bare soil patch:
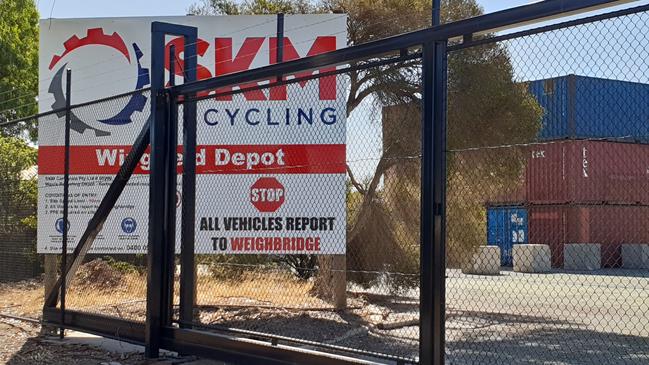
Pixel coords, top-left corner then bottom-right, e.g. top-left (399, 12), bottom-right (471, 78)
top-left (0, 319), bottom-right (146, 365)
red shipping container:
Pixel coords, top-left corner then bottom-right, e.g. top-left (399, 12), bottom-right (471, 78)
top-left (526, 140), bottom-right (649, 204)
top-left (528, 204), bottom-right (649, 268)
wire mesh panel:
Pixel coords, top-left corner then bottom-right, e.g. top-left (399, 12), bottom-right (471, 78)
top-left (37, 90), bottom-right (151, 322)
top-left (0, 116), bottom-right (41, 320)
top-left (446, 8), bottom-right (649, 365)
top-left (179, 59), bottom-right (422, 361)
top-left (8, 3), bottom-right (649, 364)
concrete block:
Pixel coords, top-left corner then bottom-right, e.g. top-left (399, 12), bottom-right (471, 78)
top-left (564, 243), bottom-right (601, 270)
top-left (513, 244), bottom-right (551, 273)
top-left (175, 264), bottom-right (211, 277)
top-left (462, 246), bottom-right (501, 275)
top-left (621, 244), bottom-right (649, 269)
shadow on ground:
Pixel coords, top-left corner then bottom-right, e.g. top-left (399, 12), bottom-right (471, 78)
top-left (3, 308), bottom-right (648, 364)
top-left (205, 307), bottom-right (649, 364)
top-left (211, 309), bottom-right (419, 362)
top-left (447, 310), bottom-right (649, 365)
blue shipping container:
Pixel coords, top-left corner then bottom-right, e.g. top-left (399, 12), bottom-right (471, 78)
top-left (528, 75), bottom-right (649, 142)
top-left (487, 207), bottom-right (528, 266)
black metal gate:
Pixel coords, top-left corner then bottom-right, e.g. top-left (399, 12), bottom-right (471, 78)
top-left (37, 1), bottom-right (649, 364)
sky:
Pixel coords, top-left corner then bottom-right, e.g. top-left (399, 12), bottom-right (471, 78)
top-left (36, 0), bottom-right (524, 18)
top-left (37, 1), bottom-right (646, 19)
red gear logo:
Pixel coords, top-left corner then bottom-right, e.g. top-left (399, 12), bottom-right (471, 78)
top-left (49, 28), bottom-right (130, 70)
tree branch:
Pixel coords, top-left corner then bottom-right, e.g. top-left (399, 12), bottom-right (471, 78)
top-left (347, 83), bottom-right (387, 115)
top-left (346, 163), bottom-right (366, 195)
top-left (346, 67), bottom-right (360, 117)
top-left (347, 155), bottom-right (397, 244)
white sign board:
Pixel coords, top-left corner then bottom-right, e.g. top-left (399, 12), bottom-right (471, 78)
top-left (38, 15), bottom-right (347, 254)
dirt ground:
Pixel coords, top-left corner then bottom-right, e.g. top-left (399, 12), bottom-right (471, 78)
top-left (0, 319), bottom-right (146, 365)
top-left (0, 317), bottom-right (227, 365)
top-left (2, 265), bottom-right (649, 364)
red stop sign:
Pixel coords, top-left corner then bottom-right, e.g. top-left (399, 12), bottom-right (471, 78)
top-left (250, 177), bottom-right (285, 212)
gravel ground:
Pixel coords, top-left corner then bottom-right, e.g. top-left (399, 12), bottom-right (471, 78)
top-left (0, 319), bottom-right (146, 365)
top-left (2, 268), bottom-right (649, 364)
top-left (0, 318), bottom-right (224, 365)
top-left (195, 268), bottom-right (649, 364)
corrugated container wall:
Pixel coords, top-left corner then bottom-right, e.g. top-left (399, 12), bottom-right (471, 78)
top-left (526, 140), bottom-right (649, 204)
top-left (487, 206), bottom-right (528, 266)
top-left (529, 75), bottom-right (649, 142)
top-left (528, 204), bottom-right (649, 268)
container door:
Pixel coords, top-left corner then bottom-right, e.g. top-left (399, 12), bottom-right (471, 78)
top-left (487, 208), bottom-right (507, 264)
top-left (505, 208), bottom-right (529, 266)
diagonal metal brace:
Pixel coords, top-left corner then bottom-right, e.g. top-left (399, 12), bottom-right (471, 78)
top-left (44, 118), bottom-right (151, 309)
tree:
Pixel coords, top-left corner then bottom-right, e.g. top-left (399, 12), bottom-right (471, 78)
top-left (188, 0), bottom-right (542, 290)
top-left (0, 0), bottom-right (39, 126)
top-left (0, 0), bottom-right (39, 279)
top-left (188, 0), bottom-right (319, 15)
top-left (0, 134), bottom-right (38, 278)
top-left (0, 135), bottom-right (37, 228)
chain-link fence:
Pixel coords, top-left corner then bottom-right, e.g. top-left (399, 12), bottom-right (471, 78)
top-left (175, 62), bottom-right (423, 362)
top-left (0, 117), bottom-right (43, 321)
top-left (58, 90), bottom-right (151, 322)
top-left (0, 91), bottom-right (151, 323)
top-left (0, 117), bottom-right (39, 287)
top-left (446, 7), bottom-right (649, 365)
top-left (2, 3), bottom-right (649, 365)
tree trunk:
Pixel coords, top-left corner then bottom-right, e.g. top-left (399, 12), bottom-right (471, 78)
top-left (312, 255), bottom-right (346, 310)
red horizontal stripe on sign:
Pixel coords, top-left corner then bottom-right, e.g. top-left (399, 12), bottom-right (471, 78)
top-left (38, 144), bottom-right (346, 175)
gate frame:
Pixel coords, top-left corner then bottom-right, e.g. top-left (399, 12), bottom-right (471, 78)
top-left (41, 1), bottom-right (636, 364)
top-left (147, 21), bottom-right (198, 357)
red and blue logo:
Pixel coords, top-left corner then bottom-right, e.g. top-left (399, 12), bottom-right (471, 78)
top-left (48, 28), bottom-right (150, 136)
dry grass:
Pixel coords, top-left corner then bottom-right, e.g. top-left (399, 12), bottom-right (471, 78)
top-left (0, 280), bottom-right (43, 317)
top-left (195, 271), bottom-right (329, 309)
top-left (0, 268), bottom-right (325, 320)
top-left (66, 273), bottom-right (148, 320)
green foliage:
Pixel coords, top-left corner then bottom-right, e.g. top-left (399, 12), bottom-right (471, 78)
top-left (0, 134), bottom-right (37, 270)
top-left (0, 0), bottom-right (39, 132)
top-left (188, 0), bottom-right (322, 15)
top-left (445, 42), bottom-right (542, 267)
top-left (323, 0), bottom-right (432, 44)
top-left (197, 254), bottom-right (275, 280)
top-left (0, 135), bottom-right (37, 233)
top-left (102, 256), bottom-right (144, 274)
top-left (277, 254), bottom-right (317, 279)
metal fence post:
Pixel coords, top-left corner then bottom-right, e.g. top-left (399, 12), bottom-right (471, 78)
top-left (275, 12), bottom-right (285, 87)
top-left (60, 68), bottom-right (72, 339)
top-left (163, 45), bottom-right (178, 328)
top-left (180, 29), bottom-right (198, 329)
top-left (147, 26), bottom-right (168, 358)
top-left (420, 39), bottom-right (447, 365)
top-left (277, 13), bottom-right (284, 64)
top-left (432, 0), bottom-right (441, 26)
